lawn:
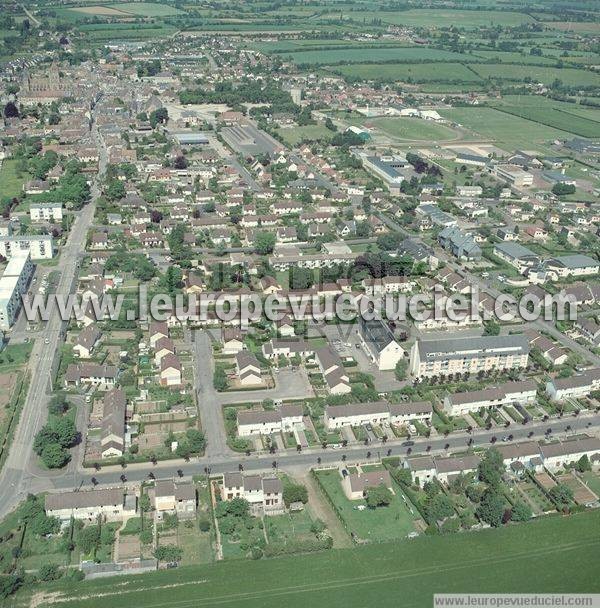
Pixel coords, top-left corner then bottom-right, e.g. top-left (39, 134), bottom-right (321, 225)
top-left (0, 158), bottom-right (28, 199)
top-left (264, 509), bottom-right (317, 544)
top-left (581, 472), bottom-right (600, 498)
top-left (314, 469), bottom-right (417, 542)
top-left (274, 125), bottom-right (333, 146)
top-left (330, 62), bottom-right (482, 83)
top-left (0, 342), bottom-right (33, 373)
top-left (440, 107), bottom-right (573, 152)
top-left (23, 509), bottom-right (600, 608)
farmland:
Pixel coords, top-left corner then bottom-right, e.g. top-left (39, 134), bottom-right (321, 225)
top-left (329, 62), bottom-right (482, 83)
top-left (23, 510), bottom-right (600, 608)
top-left (440, 107), bottom-right (576, 152)
top-left (490, 103), bottom-right (600, 139)
top-left (283, 47), bottom-right (474, 65)
top-left (470, 64), bottom-right (600, 87)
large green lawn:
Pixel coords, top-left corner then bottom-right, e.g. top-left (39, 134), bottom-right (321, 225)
top-left (23, 510), bottom-right (600, 608)
top-left (365, 117), bottom-right (460, 142)
top-left (0, 158), bottom-right (28, 199)
top-left (314, 468), bottom-right (417, 542)
top-left (274, 125), bottom-right (333, 146)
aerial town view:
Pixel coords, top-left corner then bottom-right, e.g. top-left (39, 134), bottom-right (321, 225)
top-left (0, 0), bottom-right (599, 606)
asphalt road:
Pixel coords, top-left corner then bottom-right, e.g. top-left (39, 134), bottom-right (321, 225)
top-left (0, 123), bottom-right (106, 519)
top-left (50, 411), bottom-right (600, 492)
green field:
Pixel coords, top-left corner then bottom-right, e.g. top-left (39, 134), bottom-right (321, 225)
top-left (364, 117), bottom-right (460, 142)
top-left (0, 158), bottom-right (27, 199)
top-left (108, 2), bottom-right (185, 16)
top-left (490, 104), bottom-right (600, 138)
top-left (23, 509), bottom-right (600, 608)
top-left (312, 8), bottom-right (535, 28)
top-left (314, 469), bottom-right (417, 542)
top-left (330, 62), bottom-right (482, 83)
top-left (285, 47), bottom-right (473, 65)
top-left (471, 63), bottom-right (600, 87)
top-left (440, 107), bottom-right (575, 151)
top-left (274, 125), bottom-right (333, 146)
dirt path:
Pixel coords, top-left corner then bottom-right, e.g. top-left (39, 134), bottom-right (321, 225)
top-left (299, 472), bottom-right (352, 548)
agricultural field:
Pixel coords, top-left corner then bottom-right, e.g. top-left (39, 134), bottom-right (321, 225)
top-left (284, 46), bottom-right (474, 65)
top-left (109, 2), bottom-right (186, 16)
top-left (22, 509), bottom-right (600, 608)
top-left (440, 107), bottom-right (575, 152)
top-left (489, 103), bottom-right (600, 139)
top-left (329, 62), bottom-right (482, 83)
top-left (470, 63), bottom-right (600, 87)
top-left (311, 9), bottom-right (535, 28)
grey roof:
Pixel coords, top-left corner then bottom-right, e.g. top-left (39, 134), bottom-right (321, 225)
top-left (548, 255), bottom-right (599, 269)
top-left (417, 335), bottom-right (529, 360)
top-left (359, 317), bottom-right (396, 354)
top-left (262, 477), bottom-right (282, 494)
top-left (539, 436), bottom-right (600, 459)
top-left (46, 488), bottom-right (124, 511)
top-left (348, 470), bottom-right (392, 493)
top-left (494, 242), bottom-right (538, 261)
top-left (435, 454), bottom-right (481, 474)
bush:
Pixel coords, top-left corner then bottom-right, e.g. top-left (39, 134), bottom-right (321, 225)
top-left (282, 483), bottom-right (308, 507)
top-left (154, 545), bottom-right (183, 562)
top-left (198, 518), bottom-right (211, 532)
top-left (38, 564), bottom-right (61, 582)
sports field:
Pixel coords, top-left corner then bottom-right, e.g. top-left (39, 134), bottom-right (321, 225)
top-left (25, 509), bottom-right (600, 608)
top-left (367, 117), bottom-right (460, 142)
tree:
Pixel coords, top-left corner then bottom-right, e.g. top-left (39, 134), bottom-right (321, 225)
top-left (549, 483), bottom-right (574, 508)
top-left (139, 494), bottom-right (151, 513)
top-left (282, 483), bottom-right (308, 506)
top-left (576, 454), bottom-right (591, 473)
top-left (477, 448), bottom-right (504, 489)
top-left (150, 107), bottom-right (168, 128)
top-left (394, 358), bottom-right (408, 381)
top-left (213, 366), bottom-right (228, 391)
top-left (48, 393), bottom-right (69, 416)
top-left (3, 101), bottom-right (19, 118)
top-left (41, 443), bottom-right (70, 469)
top-left (289, 266), bottom-right (313, 290)
top-left (254, 231), bottom-right (276, 255)
top-left (105, 179), bottom-right (125, 202)
top-left (424, 493), bottom-right (454, 524)
top-left (476, 489), bottom-right (505, 527)
top-left (29, 512), bottom-right (60, 536)
top-left (483, 319), bottom-right (500, 336)
top-left (552, 183), bottom-right (576, 196)
top-left (38, 564), bottom-right (61, 581)
top-left (76, 525), bottom-right (101, 554)
top-left (0, 573), bottom-right (23, 599)
top-left (366, 484), bottom-right (393, 508)
top-left (510, 502), bottom-right (532, 522)
top-left (154, 545), bottom-right (183, 562)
